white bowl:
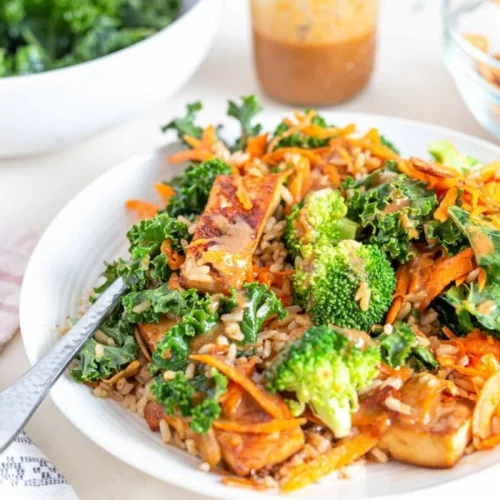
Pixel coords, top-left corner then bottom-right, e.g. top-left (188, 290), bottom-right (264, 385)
top-left (20, 112), bottom-right (500, 499)
top-left (0, 0), bottom-right (221, 158)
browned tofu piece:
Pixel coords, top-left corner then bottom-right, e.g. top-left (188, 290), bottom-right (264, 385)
top-left (215, 426), bottom-right (304, 476)
top-left (137, 317), bottom-right (177, 351)
top-left (180, 174), bottom-right (284, 294)
top-left (379, 374), bottom-right (472, 468)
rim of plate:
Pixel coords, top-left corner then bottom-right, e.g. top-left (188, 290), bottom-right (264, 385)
top-left (19, 111), bottom-right (500, 500)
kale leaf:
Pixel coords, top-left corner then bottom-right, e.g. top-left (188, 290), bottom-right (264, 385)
top-left (151, 368), bottom-right (227, 434)
top-left (227, 95), bottom-right (263, 150)
top-left (94, 213), bottom-right (189, 295)
top-left (344, 168), bottom-right (438, 263)
top-left (70, 311), bottom-right (138, 382)
top-left (424, 218), bottom-right (469, 256)
top-left (438, 283), bottom-right (500, 337)
top-left (380, 135), bottom-right (400, 155)
top-left (0, 0), bottom-right (181, 77)
top-left (238, 283), bottom-right (287, 345)
top-left (161, 101), bottom-right (204, 142)
top-left (448, 206), bottom-right (500, 284)
top-left (376, 323), bottom-right (438, 371)
top-left (165, 159), bottom-right (232, 218)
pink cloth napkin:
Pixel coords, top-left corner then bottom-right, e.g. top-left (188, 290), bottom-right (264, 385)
top-left (0, 229), bottom-right (38, 350)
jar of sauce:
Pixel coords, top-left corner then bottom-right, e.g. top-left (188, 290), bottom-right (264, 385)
top-left (251, 0), bottom-right (379, 106)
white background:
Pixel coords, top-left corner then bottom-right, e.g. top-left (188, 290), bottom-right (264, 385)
top-left (0, 0), bottom-right (498, 498)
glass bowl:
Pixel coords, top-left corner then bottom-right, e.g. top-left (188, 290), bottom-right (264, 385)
top-left (443, 0), bottom-right (500, 138)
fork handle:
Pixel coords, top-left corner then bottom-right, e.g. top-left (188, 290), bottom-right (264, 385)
top-left (0, 278), bottom-right (127, 453)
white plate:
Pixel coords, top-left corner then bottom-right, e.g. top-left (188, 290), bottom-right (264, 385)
top-left (20, 112), bottom-right (500, 500)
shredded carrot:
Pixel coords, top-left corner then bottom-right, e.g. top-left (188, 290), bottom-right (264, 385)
top-left (434, 186), bottom-right (458, 222)
top-left (104, 360), bottom-right (141, 385)
top-left (124, 199), bottom-right (160, 219)
top-left (155, 183), bottom-right (175, 204)
top-left (169, 125), bottom-right (218, 164)
top-left (235, 176), bottom-right (253, 210)
top-left (386, 296), bottom-right (403, 325)
top-left (262, 147), bottom-right (323, 166)
top-left (477, 268), bottom-right (487, 293)
top-left (190, 354), bottom-right (291, 419)
top-left (364, 128), bottom-right (381, 144)
top-left (394, 265), bottom-right (411, 297)
top-left (323, 163), bottom-right (340, 187)
top-left (476, 434), bottom-right (500, 450)
top-left (442, 326), bottom-right (457, 340)
top-left (289, 157), bottom-right (311, 203)
top-left (167, 273), bottom-right (183, 291)
top-left (245, 133), bottom-right (268, 158)
top-left (213, 418), bottom-right (306, 434)
top-left (455, 273), bottom-right (468, 287)
top-left (222, 477), bottom-right (267, 491)
top-left (280, 433), bottom-right (378, 493)
top-left (161, 240), bottom-right (184, 270)
top-left (419, 248), bottom-right (475, 310)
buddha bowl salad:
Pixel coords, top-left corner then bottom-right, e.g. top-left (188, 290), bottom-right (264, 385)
top-left (71, 96), bottom-right (500, 492)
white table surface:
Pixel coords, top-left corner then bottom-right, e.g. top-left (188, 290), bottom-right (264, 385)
top-left (1, 1), bottom-right (499, 499)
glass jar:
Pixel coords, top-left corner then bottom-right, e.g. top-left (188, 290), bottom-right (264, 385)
top-left (250, 0), bottom-right (380, 106)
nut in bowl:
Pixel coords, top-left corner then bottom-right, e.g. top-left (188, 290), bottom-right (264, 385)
top-left (443, 0), bottom-right (500, 139)
top-left (0, 0), bottom-right (221, 158)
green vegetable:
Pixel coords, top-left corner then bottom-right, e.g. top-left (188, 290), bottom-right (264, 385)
top-left (161, 101), bottom-right (204, 143)
top-left (424, 218), bottom-right (469, 256)
top-left (448, 206), bottom-right (500, 284)
top-left (165, 159), bottom-right (232, 218)
top-left (344, 168), bottom-right (438, 263)
top-left (380, 135), bottom-right (400, 155)
top-left (376, 323), bottom-right (438, 370)
top-left (428, 140), bottom-right (478, 174)
top-left (293, 240), bottom-right (396, 331)
top-left (227, 95), bottom-right (263, 150)
top-left (264, 325), bottom-right (380, 438)
top-left (94, 213), bottom-right (189, 294)
top-left (238, 283), bottom-right (287, 345)
top-left (271, 112), bottom-right (333, 149)
top-left (438, 283), bottom-right (500, 337)
top-left (285, 188), bottom-right (359, 260)
top-left (152, 368), bottom-right (228, 434)
top-left (122, 285), bottom-right (217, 370)
top-left (0, 0), bottom-right (181, 77)
top-left (70, 311), bottom-right (138, 382)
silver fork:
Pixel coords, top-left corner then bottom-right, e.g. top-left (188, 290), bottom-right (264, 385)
top-left (0, 278), bottom-right (128, 453)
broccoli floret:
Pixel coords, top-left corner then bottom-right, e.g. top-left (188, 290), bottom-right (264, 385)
top-left (285, 188), bottom-right (358, 259)
top-left (344, 169), bottom-right (438, 263)
top-left (428, 140), bottom-right (478, 174)
top-left (293, 240), bottom-right (396, 331)
top-left (264, 325), bottom-right (380, 437)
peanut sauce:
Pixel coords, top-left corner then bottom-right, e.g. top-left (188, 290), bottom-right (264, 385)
top-left (251, 0), bottom-right (379, 106)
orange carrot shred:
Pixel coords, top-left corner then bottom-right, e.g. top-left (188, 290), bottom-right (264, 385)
top-left (124, 199), bottom-right (160, 219)
top-left (190, 354), bottom-right (291, 419)
top-left (246, 133), bottom-right (268, 158)
top-left (434, 187), bottom-right (458, 222)
top-left (280, 433), bottom-right (378, 493)
top-left (161, 240), bottom-right (184, 270)
top-left (477, 268), bottom-right (487, 293)
top-left (213, 418), bottom-right (306, 434)
top-left (442, 326), bottom-right (457, 340)
top-left (386, 296), bottom-right (403, 325)
top-left (155, 183), bottom-right (175, 204)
